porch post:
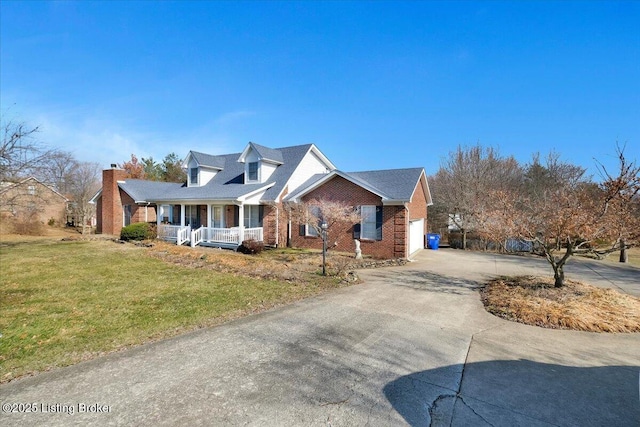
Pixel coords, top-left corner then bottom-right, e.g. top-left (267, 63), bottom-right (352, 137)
top-left (238, 203), bottom-right (245, 244)
top-left (180, 204), bottom-right (185, 226)
top-left (156, 205), bottom-right (162, 239)
top-left (206, 204), bottom-right (211, 228)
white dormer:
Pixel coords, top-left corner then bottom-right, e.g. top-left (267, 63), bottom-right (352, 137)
top-left (184, 151), bottom-right (225, 187)
top-left (238, 142), bottom-right (283, 184)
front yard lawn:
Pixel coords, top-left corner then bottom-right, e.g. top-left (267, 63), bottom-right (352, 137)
top-left (0, 239), bottom-right (345, 383)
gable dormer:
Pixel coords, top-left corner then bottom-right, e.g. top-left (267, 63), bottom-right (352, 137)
top-left (237, 142), bottom-right (283, 184)
top-left (184, 151), bottom-right (225, 187)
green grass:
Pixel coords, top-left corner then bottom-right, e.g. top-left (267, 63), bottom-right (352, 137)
top-left (600, 247), bottom-right (640, 267)
top-left (0, 240), bottom-right (340, 382)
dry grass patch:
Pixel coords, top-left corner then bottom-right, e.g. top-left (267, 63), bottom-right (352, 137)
top-left (481, 276), bottom-right (640, 333)
top-left (147, 242), bottom-right (363, 282)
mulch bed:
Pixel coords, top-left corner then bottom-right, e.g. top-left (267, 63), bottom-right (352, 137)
top-left (481, 276), bottom-right (640, 333)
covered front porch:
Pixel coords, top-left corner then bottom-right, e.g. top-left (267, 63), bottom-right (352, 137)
top-left (156, 203), bottom-right (264, 249)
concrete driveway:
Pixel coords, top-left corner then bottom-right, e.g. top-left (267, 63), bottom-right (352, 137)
top-left (1, 249), bottom-right (638, 426)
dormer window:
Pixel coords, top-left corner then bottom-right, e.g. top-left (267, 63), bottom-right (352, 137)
top-left (248, 162), bottom-right (259, 181)
top-left (190, 168), bottom-right (198, 185)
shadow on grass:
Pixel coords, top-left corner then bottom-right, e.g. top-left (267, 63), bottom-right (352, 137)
top-left (384, 360), bottom-right (640, 427)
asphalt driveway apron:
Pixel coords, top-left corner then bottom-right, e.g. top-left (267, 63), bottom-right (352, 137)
top-left (1, 249), bottom-right (638, 426)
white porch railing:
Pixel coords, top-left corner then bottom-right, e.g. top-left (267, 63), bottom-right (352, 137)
top-left (199, 227), bottom-right (263, 245)
top-left (244, 227), bottom-right (263, 242)
top-left (158, 225), bottom-right (180, 241)
top-left (190, 227), bottom-right (203, 247)
top-left (201, 227), bottom-right (240, 244)
top-left (158, 225), bottom-right (263, 246)
top-left (176, 225), bottom-right (191, 246)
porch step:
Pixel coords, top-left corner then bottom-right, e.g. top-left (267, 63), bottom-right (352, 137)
top-left (198, 241), bottom-right (241, 251)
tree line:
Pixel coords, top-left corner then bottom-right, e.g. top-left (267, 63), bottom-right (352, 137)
top-left (118, 153), bottom-right (186, 182)
top-left (428, 143), bottom-right (639, 286)
top-left (1, 117), bottom-right (186, 234)
top-left (1, 118), bottom-right (104, 233)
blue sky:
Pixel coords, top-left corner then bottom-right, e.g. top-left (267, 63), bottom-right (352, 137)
top-left (1, 1), bottom-right (638, 177)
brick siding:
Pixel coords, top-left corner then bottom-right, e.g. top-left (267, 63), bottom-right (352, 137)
top-left (97, 168), bottom-right (157, 235)
top-left (288, 176), bottom-right (409, 259)
top-left (407, 173), bottom-right (429, 236)
top-left (0, 179), bottom-right (67, 226)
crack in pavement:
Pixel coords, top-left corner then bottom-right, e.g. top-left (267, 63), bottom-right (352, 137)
top-left (427, 325), bottom-right (564, 427)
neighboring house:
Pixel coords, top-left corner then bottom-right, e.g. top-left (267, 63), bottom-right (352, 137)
top-left (91, 142), bottom-right (433, 259)
top-left (0, 177), bottom-right (68, 226)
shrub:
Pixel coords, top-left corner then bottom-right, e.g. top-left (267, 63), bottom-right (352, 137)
top-left (238, 239), bottom-right (264, 255)
top-left (120, 222), bottom-right (156, 241)
top-left (48, 218), bottom-right (56, 226)
top-left (7, 213), bottom-right (46, 236)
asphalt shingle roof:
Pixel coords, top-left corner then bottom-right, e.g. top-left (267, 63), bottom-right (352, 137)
top-left (284, 167), bottom-right (425, 202)
top-left (250, 143), bottom-right (284, 164)
top-left (189, 151), bottom-right (226, 169)
top-left (348, 168), bottom-right (425, 201)
top-left (118, 144), bottom-right (314, 203)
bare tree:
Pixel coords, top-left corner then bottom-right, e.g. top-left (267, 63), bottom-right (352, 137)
top-left (1, 118), bottom-right (58, 182)
top-left (430, 144), bottom-right (522, 249)
top-left (287, 198), bottom-right (361, 238)
top-left (38, 150), bottom-right (78, 194)
top-left (475, 189), bottom-right (520, 252)
top-left (491, 153), bottom-right (601, 287)
top-left (596, 144), bottom-right (640, 262)
top-left (285, 198), bottom-right (362, 275)
top-left (68, 162), bottom-right (101, 234)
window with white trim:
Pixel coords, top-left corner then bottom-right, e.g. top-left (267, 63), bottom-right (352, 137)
top-left (190, 168), bottom-right (198, 185)
top-left (354, 205), bottom-right (382, 241)
top-left (306, 206), bottom-right (321, 237)
top-left (360, 206), bottom-right (377, 240)
top-left (248, 162), bottom-right (259, 181)
top-left (123, 205), bottom-right (132, 226)
top-left (243, 205), bottom-right (263, 228)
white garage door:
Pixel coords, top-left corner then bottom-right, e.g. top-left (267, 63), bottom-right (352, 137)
top-left (409, 219), bottom-right (425, 255)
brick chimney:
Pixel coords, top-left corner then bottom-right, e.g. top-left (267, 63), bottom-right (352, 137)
top-left (99, 166), bottom-right (127, 235)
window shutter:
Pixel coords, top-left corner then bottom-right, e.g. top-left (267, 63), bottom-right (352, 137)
top-left (375, 206), bottom-right (383, 241)
top-left (299, 223), bottom-right (306, 236)
top-left (353, 223), bottom-right (361, 239)
top-left (258, 205), bottom-right (264, 227)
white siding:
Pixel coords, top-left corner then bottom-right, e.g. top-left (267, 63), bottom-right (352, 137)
top-left (200, 167), bottom-right (218, 185)
top-left (287, 150), bottom-right (333, 194)
top-left (261, 162), bottom-right (278, 181)
top-left (243, 189), bottom-right (268, 204)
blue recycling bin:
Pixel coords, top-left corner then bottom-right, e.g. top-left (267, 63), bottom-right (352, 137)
top-left (426, 233), bottom-right (440, 250)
